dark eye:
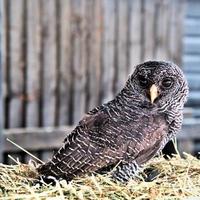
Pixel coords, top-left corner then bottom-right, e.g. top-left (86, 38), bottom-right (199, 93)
top-left (138, 75), bottom-right (148, 87)
top-left (162, 78), bottom-right (173, 88)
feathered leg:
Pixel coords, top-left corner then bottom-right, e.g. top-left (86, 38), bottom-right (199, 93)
top-left (111, 160), bottom-right (140, 182)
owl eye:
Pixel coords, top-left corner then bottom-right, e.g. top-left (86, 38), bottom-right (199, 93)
top-left (162, 78), bottom-right (173, 88)
top-left (138, 75), bottom-right (148, 87)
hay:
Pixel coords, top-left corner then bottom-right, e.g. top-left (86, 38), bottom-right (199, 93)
top-left (0, 153), bottom-right (200, 200)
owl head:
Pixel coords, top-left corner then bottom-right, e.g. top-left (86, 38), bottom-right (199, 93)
top-left (126, 61), bottom-right (189, 111)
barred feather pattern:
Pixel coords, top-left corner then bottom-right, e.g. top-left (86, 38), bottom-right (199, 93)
top-left (37, 61), bottom-right (189, 183)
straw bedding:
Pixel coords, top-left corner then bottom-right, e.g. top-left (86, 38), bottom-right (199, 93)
top-left (0, 153), bottom-right (200, 200)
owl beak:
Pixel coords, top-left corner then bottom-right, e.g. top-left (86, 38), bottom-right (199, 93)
top-left (149, 84), bottom-right (159, 104)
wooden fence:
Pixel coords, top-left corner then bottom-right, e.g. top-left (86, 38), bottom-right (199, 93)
top-left (2, 119), bottom-right (200, 164)
top-left (0, 0), bottom-right (3, 163)
top-left (2, 0), bottom-right (185, 128)
top-left (1, 0), bottom-right (195, 163)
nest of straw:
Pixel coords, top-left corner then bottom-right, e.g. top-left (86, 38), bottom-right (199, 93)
top-left (0, 153), bottom-right (200, 200)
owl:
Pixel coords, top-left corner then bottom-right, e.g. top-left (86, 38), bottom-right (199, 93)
top-left (38, 61), bottom-right (189, 182)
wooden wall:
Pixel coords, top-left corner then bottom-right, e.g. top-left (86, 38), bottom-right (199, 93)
top-left (2, 0), bottom-right (185, 129)
top-left (183, 0), bottom-right (200, 110)
top-left (2, 0), bottom-right (194, 164)
top-left (0, 0), bottom-right (3, 163)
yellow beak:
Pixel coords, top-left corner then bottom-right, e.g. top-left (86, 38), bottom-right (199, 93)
top-left (149, 84), bottom-right (159, 104)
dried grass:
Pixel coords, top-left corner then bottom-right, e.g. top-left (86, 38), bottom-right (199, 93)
top-left (0, 153), bottom-right (200, 200)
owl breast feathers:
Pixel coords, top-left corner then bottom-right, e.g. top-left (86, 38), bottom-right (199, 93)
top-left (38, 61), bottom-right (189, 182)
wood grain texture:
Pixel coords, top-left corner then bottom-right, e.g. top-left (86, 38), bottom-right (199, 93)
top-left (129, 0), bottom-right (141, 72)
top-left (71, 0), bottom-right (87, 124)
top-left (169, 0), bottom-right (186, 65)
top-left (143, 0), bottom-right (156, 60)
top-left (154, 0), bottom-right (169, 60)
top-left (115, 0), bottom-right (129, 93)
top-left (87, 0), bottom-right (102, 111)
top-left (9, 0), bottom-right (24, 128)
top-left (0, 0), bottom-right (3, 162)
top-left (1, 0), bottom-right (8, 106)
top-left (26, 0), bottom-right (41, 127)
top-left (3, 0), bottom-right (10, 129)
top-left (1, 0), bottom-right (188, 133)
top-left (41, 0), bottom-right (57, 126)
top-left (3, 120), bottom-right (200, 153)
top-left (57, 0), bottom-right (71, 126)
top-left (3, 126), bottom-right (74, 152)
top-left (101, 0), bottom-right (116, 103)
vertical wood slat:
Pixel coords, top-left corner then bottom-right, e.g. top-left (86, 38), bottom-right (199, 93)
top-left (87, 0), bottom-right (102, 111)
top-left (71, 0), bottom-right (87, 124)
top-left (26, 0), bottom-right (41, 127)
top-left (169, 0), bottom-right (186, 65)
top-left (101, 0), bottom-right (116, 104)
top-left (0, 0), bottom-right (190, 163)
top-left (143, 0), bottom-right (156, 60)
top-left (115, 0), bottom-right (129, 93)
top-left (1, 0), bottom-right (187, 130)
top-left (2, 0), bottom-right (8, 129)
top-left (9, 0), bottom-right (25, 128)
top-left (41, 0), bottom-right (57, 126)
top-left (0, 0), bottom-right (3, 162)
top-left (154, 0), bottom-right (170, 60)
top-left (58, 0), bottom-right (71, 126)
top-left (129, 0), bottom-right (142, 73)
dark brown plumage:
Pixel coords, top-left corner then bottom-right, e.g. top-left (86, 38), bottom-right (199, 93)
top-left (37, 61), bottom-right (189, 182)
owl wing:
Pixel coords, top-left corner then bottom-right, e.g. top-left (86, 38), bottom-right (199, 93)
top-left (126, 114), bottom-right (168, 165)
top-left (111, 115), bottom-right (168, 182)
top-left (38, 111), bottom-right (168, 181)
top-left (37, 109), bottom-right (127, 181)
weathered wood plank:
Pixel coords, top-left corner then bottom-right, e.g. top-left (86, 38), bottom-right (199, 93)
top-left (3, 126), bottom-right (74, 152)
top-left (71, 0), bottom-right (87, 123)
top-left (26, 0), bottom-right (41, 127)
top-left (101, 0), bottom-right (116, 103)
top-left (3, 119), bottom-right (200, 153)
top-left (143, 0), bottom-right (156, 60)
top-left (155, 0), bottom-right (170, 60)
top-left (115, 0), bottom-right (128, 93)
top-left (0, 0), bottom-right (3, 162)
top-left (87, 0), bottom-right (102, 111)
top-left (140, 0), bottom-right (145, 62)
top-left (57, 0), bottom-right (71, 125)
top-left (129, 0), bottom-right (141, 73)
top-left (9, 0), bottom-right (24, 128)
top-left (1, 0), bottom-right (187, 129)
top-left (41, 0), bottom-right (57, 126)
top-left (2, 0), bottom-right (9, 129)
top-left (3, 0), bottom-right (10, 129)
top-left (169, 0), bottom-right (186, 65)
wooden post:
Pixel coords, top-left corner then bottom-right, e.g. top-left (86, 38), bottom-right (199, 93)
top-left (0, 0), bottom-right (3, 163)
